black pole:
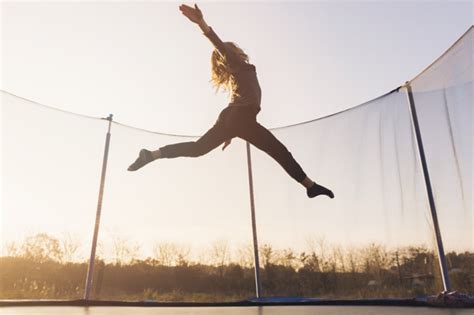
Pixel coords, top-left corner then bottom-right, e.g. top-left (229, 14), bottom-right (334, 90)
top-left (405, 83), bottom-right (452, 292)
top-left (246, 142), bottom-right (263, 298)
top-left (84, 114), bottom-right (113, 300)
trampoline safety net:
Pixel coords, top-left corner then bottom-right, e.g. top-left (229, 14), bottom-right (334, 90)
top-left (1, 27), bottom-right (472, 302)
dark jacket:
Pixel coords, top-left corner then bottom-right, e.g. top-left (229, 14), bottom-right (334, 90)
top-left (204, 27), bottom-right (262, 114)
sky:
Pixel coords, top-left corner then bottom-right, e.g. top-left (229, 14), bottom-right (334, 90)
top-left (1, 1), bottom-right (472, 133)
top-left (1, 1), bottom-right (473, 261)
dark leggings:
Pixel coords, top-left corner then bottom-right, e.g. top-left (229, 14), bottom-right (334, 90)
top-left (160, 106), bottom-right (307, 183)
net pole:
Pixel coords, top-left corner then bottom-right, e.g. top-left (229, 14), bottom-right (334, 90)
top-left (246, 142), bottom-right (263, 298)
top-left (405, 83), bottom-right (452, 292)
top-left (84, 114), bottom-right (113, 300)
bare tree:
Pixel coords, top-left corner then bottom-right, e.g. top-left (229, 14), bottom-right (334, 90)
top-left (278, 248), bottom-right (298, 269)
top-left (346, 246), bottom-right (360, 274)
top-left (211, 240), bottom-right (230, 268)
top-left (307, 236), bottom-right (332, 272)
top-left (21, 233), bottom-right (63, 262)
top-left (153, 242), bottom-right (174, 266)
top-left (5, 241), bottom-right (20, 257)
top-left (236, 244), bottom-right (254, 268)
top-left (111, 235), bottom-right (139, 265)
top-left (361, 243), bottom-right (391, 282)
top-left (153, 242), bottom-right (191, 266)
top-left (332, 245), bottom-right (345, 273)
top-left (60, 232), bottom-right (81, 262)
top-left (299, 251), bottom-right (320, 272)
top-left (175, 244), bottom-right (191, 266)
top-left (259, 243), bottom-right (274, 268)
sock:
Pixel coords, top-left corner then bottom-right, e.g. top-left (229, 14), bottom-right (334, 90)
top-left (307, 182), bottom-right (334, 199)
top-left (128, 149), bottom-right (154, 171)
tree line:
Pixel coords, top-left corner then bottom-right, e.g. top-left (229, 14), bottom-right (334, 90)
top-left (1, 233), bottom-right (472, 301)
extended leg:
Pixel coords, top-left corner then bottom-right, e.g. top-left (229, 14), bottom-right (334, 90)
top-left (239, 122), bottom-right (334, 198)
top-left (159, 123), bottom-right (228, 158)
top-left (239, 122), bottom-right (307, 182)
top-left (128, 122), bottom-right (228, 171)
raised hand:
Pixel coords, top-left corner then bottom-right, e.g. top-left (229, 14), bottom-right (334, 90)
top-left (179, 3), bottom-right (204, 24)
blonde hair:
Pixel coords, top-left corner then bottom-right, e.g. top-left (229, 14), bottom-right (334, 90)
top-left (210, 42), bottom-right (249, 96)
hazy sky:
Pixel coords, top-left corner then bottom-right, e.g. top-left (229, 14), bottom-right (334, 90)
top-left (1, 1), bottom-right (472, 133)
top-left (1, 1), bottom-right (472, 261)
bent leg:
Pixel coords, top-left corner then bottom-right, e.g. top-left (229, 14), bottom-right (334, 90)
top-left (239, 122), bottom-right (307, 183)
top-left (160, 123), bottom-right (229, 158)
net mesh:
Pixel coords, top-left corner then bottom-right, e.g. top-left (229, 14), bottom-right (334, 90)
top-left (1, 92), bottom-right (105, 299)
top-left (1, 27), bottom-right (472, 301)
top-left (409, 28), bottom-right (473, 257)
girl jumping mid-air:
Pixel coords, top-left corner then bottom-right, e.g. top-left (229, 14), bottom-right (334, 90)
top-left (128, 3), bottom-right (334, 199)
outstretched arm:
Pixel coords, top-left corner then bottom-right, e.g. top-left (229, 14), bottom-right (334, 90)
top-left (179, 4), bottom-right (244, 67)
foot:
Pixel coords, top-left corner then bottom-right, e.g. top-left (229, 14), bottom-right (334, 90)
top-left (307, 182), bottom-right (334, 199)
top-left (128, 149), bottom-right (155, 171)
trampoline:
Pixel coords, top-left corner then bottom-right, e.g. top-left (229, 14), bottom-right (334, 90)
top-left (1, 2), bottom-right (473, 313)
